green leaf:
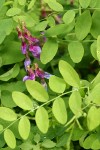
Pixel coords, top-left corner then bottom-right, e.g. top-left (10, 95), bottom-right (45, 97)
top-left (35, 21), bottom-right (48, 31)
top-left (91, 10), bottom-right (100, 38)
top-left (18, 0), bottom-right (26, 5)
top-left (28, 0), bottom-right (36, 10)
top-left (59, 60), bottom-right (80, 88)
top-left (87, 83), bottom-right (100, 104)
top-left (0, 124), bottom-right (3, 132)
top-left (47, 0), bottom-right (63, 11)
top-left (45, 24), bottom-right (67, 36)
top-left (63, 10), bottom-right (75, 25)
top-left (79, 0), bottom-right (91, 8)
top-left (0, 18), bottom-right (13, 36)
top-left (4, 129), bottom-right (16, 149)
top-left (49, 75), bottom-right (66, 93)
top-left (91, 134), bottom-right (100, 149)
top-left (0, 107), bottom-right (17, 121)
top-left (68, 42), bottom-right (84, 63)
top-left (89, 0), bottom-right (98, 7)
top-left (40, 38), bottom-right (58, 64)
top-left (1, 91), bottom-right (16, 108)
top-left (12, 91), bottom-right (33, 110)
top-left (57, 133), bottom-right (70, 147)
top-left (83, 134), bottom-right (97, 149)
top-left (52, 98), bottom-right (67, 124)
top-left (69, 91), bottom-right (82, 117)
top-left (35, 107), bottom-right (49, 133)
top-left (19, 141), bottom-right (33, 150)
top-left (0, 81), bottom-right (26, 92)
top-left (26, 80), bottom-right (49, 102)
top-left (47, 16), bottom-right (55, 27)
top-left (87, 106), bottom-right (100, 130)
top-left (0, 64), bottom-right (20, 81)
top-left (0, 31), bottom-right (6, 44)
top-left (75, 10), bottom-right (92, 40)
top-left (41, 139), bottom-right (56, 148)
top-left (90, 41), bottom-right (98, 60)
top-left (6, 7), bottom-right (21, 16)
top-left (18, 116), bottom-right (30, 140)
top-left (91, 71), bottom-right (100, 88)
top-left (97, 35), bottom-right (100, 61)
top-left (0, 42), bottom-right (24, 66)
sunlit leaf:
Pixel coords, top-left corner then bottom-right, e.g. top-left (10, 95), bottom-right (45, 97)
top-left (18, 0), bottom-right (26, 5)
top-left (35, 107), bottom-right (49, 133)
top-left (28, 0), bottom-right (36, 9)
top-left (63, 10), bottom-right (75, 25)
top-left (12, 91), bottom-right (33, 110)
top-left (69, 91), bottom-right (82, 117)
top-left (59, 60), bottom-right (80, 88)
top-left (87, 106), bottom-right (100, 130)
top-left (75, 10), bottom-right (92, 40)
top-left (68, 42), bottom-right (84, 63)
top-left (6, 7), bottom-right (21, 16)
top-left (47, 0), bottom-right (63, 11)
top-left (18, 116), bottom-right (30, 140)
top-left (49, 75), bottom-right (66, 93)
top-left (26, 80), bottom-right (49, 102)
top-left (40, 38), bottom-right (58, 64)
top-left (79, 0), bottom-right (91, 8)
top-left (52, 98), bottom-right (67, 124)
top-left (4, 129), bottom-right (16, 149)
top-left (0, 107), bottom-right (17, 121)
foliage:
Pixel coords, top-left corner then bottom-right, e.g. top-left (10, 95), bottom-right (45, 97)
top-left (0, 0), bottom-right (100, 150)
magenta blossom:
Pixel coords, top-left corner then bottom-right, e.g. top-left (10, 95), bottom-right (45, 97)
top-left (23, 68), bottom-right (35, 81)
top-left (29, 45), bottom-right (41, 59)
top-left (21, 41), bottom-right (27, 54)
top-left (35, 68), bottom-right (51, 79)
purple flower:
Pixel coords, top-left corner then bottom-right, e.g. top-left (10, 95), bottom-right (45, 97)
top-left (35, 68), bottom-right (52, 79)
top-left (21, 41), bottom-right (27, 54)
top-left (24, 58), bottom-right (31, 71)
top-left (29, 45), bottom-right (41, 59)
top-left (23, 74), bottom-right (35, 81)
top-left (29, 36), bottom-right (39, 43)
top-left (23, 69), bottom-right (35, 81)
top-left (43, 72), bottom-right (52, 79)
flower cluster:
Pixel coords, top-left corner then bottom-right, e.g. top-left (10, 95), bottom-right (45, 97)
top-left (17, 22), bottom-right (51, 89)
top-left (16, 22), bottom-right (41, 59)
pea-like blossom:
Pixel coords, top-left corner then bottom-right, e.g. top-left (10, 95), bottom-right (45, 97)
top-left (24, 58), bottom-right (31, 71)
top-left (21, 41), bottom-right (27, 54)
top-left (23, 68), bottom-right (35, 81)
top-left (16, 22), bottom-right (41, 59)
top-left (29, 45), bottom-right (41, 59)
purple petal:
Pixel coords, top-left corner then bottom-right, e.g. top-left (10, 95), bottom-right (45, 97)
top-left (29, 36), bottom-right (39, 43)
top-left (21, 41), bottom-right (27, 54)
top-left (29, 72), bottom-right (35, 80)
top-left (24, 58), bottom-right (31, 71)
top-left (23, 73), bottom-right (35, 81)
top-left (44, 72), bottom-right (52, 79)
top-left (23, 76), bottom-right (30, 81)
top-left (23, 33), bottom-right (39, 43)
top-left (35, 68), bottom-right (52, 79)
top-left (29, 45), bottom-right (41, 59)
